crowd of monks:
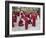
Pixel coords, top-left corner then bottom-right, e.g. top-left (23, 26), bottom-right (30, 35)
top-left (12, 10), bottom-right (40, 30)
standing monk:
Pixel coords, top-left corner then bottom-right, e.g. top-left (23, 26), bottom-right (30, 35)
top-left (12, 11), bottom-right (17, 27)
top-left (23, 12), bottom-right (29, 30)
top-left (31, 11), bottom-right (37, 26)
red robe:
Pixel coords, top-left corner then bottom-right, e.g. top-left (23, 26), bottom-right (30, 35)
top-left (12, 15), bottom-right (17, 27)
top-left (21, 13), bottom-right (25, 18)
top-left (31, 14), bottom-right (37, 26)
top-left (23, 17), bottom-right (29, 30)
top-left (15, 12), bottom-right (20, 16)
top-left (19, 19), bottom-right (24, 26)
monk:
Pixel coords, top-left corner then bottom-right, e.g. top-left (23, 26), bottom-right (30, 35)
top-left (12, 11), bottom-right (17, 27)
top-left (31, 11), bottom-right (37, 27)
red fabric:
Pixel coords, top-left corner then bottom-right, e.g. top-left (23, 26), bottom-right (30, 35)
top-left (19, 19), bottom-right (24, 26)
top-left (21, 13), bottom-right (25, 18)
top-left (12, 15), bottom-right (17, 27)
top-left (25, 22), bottom-right (28, 30)
top-left (12, 11), bottom-right (39, 29)
top-left (12, 15), bottom-right (17, 23)
top-left (15, 12), bottom-right (20, 16)
top-left (23, 17), bottom-right (29, 30)
top-left (31, 13), bottom-right (37, 26)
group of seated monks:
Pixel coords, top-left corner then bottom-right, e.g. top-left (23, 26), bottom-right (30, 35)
top-left (12, 10), bottom-right (40, 30)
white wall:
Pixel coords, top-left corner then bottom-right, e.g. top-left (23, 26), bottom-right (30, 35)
top-left (0, 0), bottom-right (46, 38)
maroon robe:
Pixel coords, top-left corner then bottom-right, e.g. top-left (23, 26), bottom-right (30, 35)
top-left (15, 12), bottom-right (20, 16)
top-left (31, 14), bottom-right (37, 26)
top-left (21, 13), bottom-right (25, 18)
top-left (23, 17), bottom-right (29, 30)
top-left (12, 15), bottom-right (17, 27)
top-left (19, 19), bottom-right (24, 26)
